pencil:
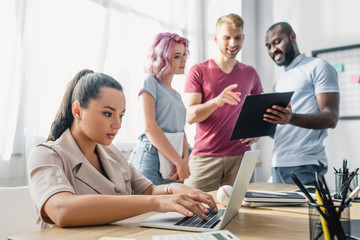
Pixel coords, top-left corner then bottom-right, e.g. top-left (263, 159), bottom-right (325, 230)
top-left (291, 174), bottom-right (328, 221)
top-left (316, 190), bottom-right (331, 240)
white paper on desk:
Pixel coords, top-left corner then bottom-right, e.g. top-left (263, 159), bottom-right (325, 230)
top-left (98, 237), bottom-right (135, 240)
top-left (158, 132), bottom-right (184, 179)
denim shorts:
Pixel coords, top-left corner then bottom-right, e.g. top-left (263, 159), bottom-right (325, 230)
top-left (128, 134), bottom-right (179, 186)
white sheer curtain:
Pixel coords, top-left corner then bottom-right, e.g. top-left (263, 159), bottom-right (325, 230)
top-left (0, 0), bottom-right (27, 161)
top-left (0, 0), bottom-right (242, 186)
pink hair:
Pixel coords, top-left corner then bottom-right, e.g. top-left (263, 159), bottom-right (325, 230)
top-left (146, 33), bottom-right (189, 83)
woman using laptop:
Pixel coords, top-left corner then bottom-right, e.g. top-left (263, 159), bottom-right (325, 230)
top-left (27, 69), bottom-right (217, 229)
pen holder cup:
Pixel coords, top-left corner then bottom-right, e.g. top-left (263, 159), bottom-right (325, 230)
top-left (335, 172), bottom-right (359, 199)
top-left (308, 201), bottom-right (351, 240)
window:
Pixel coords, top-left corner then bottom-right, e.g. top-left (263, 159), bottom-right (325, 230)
top-left (0, 0), bottom-right (242, 186)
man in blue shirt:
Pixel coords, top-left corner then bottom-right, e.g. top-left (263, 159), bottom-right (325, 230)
top-left (264, 22), bottom-right (340, 185)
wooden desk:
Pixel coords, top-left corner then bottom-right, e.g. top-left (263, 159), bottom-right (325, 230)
top-left (9, 208), bottom-right (309, 240)
top-left (9, 183), bottom-right (359, 240)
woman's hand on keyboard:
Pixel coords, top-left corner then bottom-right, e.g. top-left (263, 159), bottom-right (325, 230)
top-left (155, 183), bottom-right (218, 220)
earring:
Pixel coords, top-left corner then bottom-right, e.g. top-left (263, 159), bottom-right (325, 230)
top-left (77, 119), bottom-right (79, 124)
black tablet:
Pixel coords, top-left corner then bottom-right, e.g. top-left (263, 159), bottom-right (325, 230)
top-left (230, 91), bottom-right (294, 140)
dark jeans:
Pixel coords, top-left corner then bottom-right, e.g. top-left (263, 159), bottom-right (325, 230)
top-left (272, 163), bottom-right (328, 185)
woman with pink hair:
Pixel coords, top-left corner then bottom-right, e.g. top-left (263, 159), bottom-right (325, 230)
top-left (129, 33), bottom-right (190, 185)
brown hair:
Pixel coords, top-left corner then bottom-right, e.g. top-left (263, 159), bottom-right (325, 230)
top-left (216, 13), bottom-right (244, 31)
top-left (47, 69), bottom-right (123, 141)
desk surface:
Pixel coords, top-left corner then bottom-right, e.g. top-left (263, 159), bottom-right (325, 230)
top-left (246, 183), bottom-right (360, 219)
top-left (9, 183), bottom-right (360, 240)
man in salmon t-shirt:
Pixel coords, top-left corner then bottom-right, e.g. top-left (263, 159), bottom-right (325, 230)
top-left (184, 13), bottom-right (263, 191)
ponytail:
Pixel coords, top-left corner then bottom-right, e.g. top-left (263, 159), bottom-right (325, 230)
top-left (47, 69), bottom-right (94, 141)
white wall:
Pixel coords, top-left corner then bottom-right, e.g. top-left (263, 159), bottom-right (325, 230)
top-left (242, 0), bottom-right (275, 183)
top-left (244, 0), bottom-right (360, 188)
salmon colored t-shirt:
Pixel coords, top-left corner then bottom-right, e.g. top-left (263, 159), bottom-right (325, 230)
top-left (185, 59), bottom-right (263, 157)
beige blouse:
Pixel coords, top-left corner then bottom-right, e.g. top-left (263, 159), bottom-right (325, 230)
top-left (27, 129), bottom-right (152, 229)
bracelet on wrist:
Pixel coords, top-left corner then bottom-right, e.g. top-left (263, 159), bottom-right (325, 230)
top-left (165, 183), bottom-right (173, 194)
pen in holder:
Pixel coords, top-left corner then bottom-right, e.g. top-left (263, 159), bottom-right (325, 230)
top-left (334, 160), bottom-right (359, 199)
top-left (291, 173), bottom-right (359, 240)
top-left (308, 201), bottom-right (351, 240)
top-left (335, 172), bottom-right (358, 199)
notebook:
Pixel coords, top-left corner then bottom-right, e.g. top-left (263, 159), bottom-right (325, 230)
top-left (230, 92), bottom-right (294, 140)
top-left (243, 191), bottom-right (306, 206)
top-left (158, 132), bottom-right (184, 178)
top-left (244, 191), bottom-right (306, 202)
top-left (140, 150), bottom-right (260, 232)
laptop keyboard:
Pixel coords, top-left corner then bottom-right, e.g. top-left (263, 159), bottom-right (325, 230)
top-left (174, 208), bottom-right (225, 229)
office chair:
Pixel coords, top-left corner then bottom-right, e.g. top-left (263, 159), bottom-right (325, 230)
top-left (0, 186), bottom-right (37, 240)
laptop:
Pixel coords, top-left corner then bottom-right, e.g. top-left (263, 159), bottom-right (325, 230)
top-left (140, 150), bottom-right (260, 232)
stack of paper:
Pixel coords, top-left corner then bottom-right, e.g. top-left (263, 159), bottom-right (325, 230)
top-left (243, 191), bottom-right (306, 206)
